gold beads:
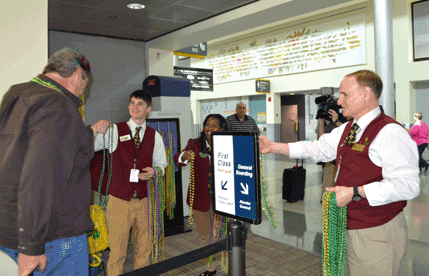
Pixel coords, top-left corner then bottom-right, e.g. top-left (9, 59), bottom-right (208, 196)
top-left (189, 151), bottom-right (196, 225)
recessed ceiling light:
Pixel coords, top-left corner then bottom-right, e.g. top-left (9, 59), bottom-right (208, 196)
top-left (127, 3), bottom-right (145, 10)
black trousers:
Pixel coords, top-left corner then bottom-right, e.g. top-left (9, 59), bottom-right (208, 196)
top-left (417, 143), bottom-right (429, 169)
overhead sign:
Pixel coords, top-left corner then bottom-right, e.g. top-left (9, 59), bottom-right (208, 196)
top-left (212, 132), bottom-right (261, 225)
top-left (256, 79), bottom-right (270, 93)
top-left (174, 66), bottom-right (213, 91)
top-left (174, 42), bottom-right (207, 59)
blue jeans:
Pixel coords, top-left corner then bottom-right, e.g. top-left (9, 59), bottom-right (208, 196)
top-left (0, 233), bottom-right (88, 275)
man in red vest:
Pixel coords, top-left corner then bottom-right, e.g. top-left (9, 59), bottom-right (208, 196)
top-left (260, 70), bottom-right (419, 276)
top-left (92, 89), bottom-right (167, 276)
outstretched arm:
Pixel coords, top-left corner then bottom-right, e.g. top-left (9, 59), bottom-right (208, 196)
top-left (259, 136), bottom-right (290, 156)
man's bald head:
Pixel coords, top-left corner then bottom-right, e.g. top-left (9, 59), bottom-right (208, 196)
top-left (236, 102), bottom-right (247, 120)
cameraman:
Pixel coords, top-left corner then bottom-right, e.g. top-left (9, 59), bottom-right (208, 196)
top-left (317, 109), bottom-right (351, 202)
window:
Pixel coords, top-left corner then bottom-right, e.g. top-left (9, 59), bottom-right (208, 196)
top-left (412, 0), bottom-right (429, 61)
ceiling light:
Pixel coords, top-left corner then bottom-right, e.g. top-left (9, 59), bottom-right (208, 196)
top-left (127, 3), bottom-right (145, 10)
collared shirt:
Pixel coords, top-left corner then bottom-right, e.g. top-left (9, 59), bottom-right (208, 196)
top-left (94, 118), bottom-right (167, 173)
top-left (226, 114), bottom-right (261, 134)
top-left (289, 106), bottom-right (420, 207)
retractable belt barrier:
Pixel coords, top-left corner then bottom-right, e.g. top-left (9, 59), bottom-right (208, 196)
top-left (121, 220), bottom-right (247, 276)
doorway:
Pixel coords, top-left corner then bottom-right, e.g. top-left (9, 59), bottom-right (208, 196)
top-left (281, 95), bottom-right (305, 142)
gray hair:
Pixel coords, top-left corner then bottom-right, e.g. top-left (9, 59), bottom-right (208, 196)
top-left (43, 47), bottom-right (87, 79)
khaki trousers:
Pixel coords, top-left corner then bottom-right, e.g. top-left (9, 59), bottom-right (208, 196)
top-left (321, 161), bottom-right (336, 200)
top-left (346, 212), bottom-right (407, 276)
top-left (106, 195), bottom-right (152, 276)
top-left (193, 207), bottom-right (217, 272)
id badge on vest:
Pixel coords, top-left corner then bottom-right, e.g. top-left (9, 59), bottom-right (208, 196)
top-left (130, 169), bottom-right (139, 182)
top-left (334, 156), bottom-right (342, 183)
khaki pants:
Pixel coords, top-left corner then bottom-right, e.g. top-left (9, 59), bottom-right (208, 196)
top-left (193, 207), bottom-right (217, 272)
top-left (346, 212), bottom-right (407, 276)
top-left (106, 195), bottom-right (152, 276)
top-left (321, 161), bottom-right (336, 200)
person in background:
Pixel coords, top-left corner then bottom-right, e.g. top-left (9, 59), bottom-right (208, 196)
top-left (92, 90), bottom-right (167, 276)
top-left (174, 114), bottom-right (228, 276)
top-left (260, 70), bottom-right (419, 276)
top-left (406, 112), bottom-right (429, 174)
top-left (226, 102), bottom-right (260, 134)
top-left (0, 47), bottom-right (107, 276)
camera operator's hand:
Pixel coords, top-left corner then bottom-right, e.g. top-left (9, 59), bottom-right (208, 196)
top-left (328, 109), bottom-right (339, 122)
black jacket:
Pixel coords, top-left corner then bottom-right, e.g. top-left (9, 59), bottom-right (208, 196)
top-left (0, 75), bottom-right (94, 255)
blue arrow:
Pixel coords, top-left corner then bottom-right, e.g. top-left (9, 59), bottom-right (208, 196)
top-left (221, 181), bottom-right (228, 190)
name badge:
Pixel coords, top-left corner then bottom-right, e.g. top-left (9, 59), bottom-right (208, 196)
top-left (352, 144), bottom-right (366, 152)
top-left (130, 169), bottom-right (139, 182)
top-left (120, 134), bottom-right (131, 142)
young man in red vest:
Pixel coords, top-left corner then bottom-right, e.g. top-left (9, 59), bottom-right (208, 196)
top-left (92, 89), bottom-right (167, 276)
top-left (260, 70), bottom-right (419, 276)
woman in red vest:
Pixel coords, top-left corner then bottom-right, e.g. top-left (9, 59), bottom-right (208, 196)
top-left (174, 114), bottom-right (227, 276)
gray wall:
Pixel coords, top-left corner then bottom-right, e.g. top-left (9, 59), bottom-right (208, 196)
top-left (49, 31), bottom-right (147, 125)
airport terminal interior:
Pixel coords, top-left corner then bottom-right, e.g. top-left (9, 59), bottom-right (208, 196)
top-left (3, 0), bottom-right (429, 275)
top-left (112, 158), bottom-right (429, 276)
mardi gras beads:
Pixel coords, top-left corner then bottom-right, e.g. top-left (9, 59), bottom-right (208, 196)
top-left (259, 153), bottom-right (278, 228)
top-left (147, 167), bottom-right (165, 264)
top-left (188, 151), bottom-right (196, 225)
top-left (322, 191), bottom-right (347, 276)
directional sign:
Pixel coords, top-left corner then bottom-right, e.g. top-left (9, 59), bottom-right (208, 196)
top-left (240, 183), bottom-right (248, 195)
top-left (212, 134), bottom-right (259, 223)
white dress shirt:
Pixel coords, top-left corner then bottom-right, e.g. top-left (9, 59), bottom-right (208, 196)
top-left (94, 119), bottom-right (167, 173)
top-left (289, 106), bottom-right (420, 207)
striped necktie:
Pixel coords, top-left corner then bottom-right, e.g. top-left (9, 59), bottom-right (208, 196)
top-left (134, 127), bottom-right (142, 148)
top-left (346, 123), bottom-right (359, 145)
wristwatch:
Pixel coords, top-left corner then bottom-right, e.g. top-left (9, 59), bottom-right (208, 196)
top-left (352, 186), bottom-right (362, 201)
top-left (335, 119), bottom-right (341, 124)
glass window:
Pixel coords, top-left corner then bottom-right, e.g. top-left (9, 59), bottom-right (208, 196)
top-left (413, 0), bottom-right (429, 61)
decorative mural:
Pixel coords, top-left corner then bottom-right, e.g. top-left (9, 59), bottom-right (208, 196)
top-left (207, 14), bottom-right (366, 84)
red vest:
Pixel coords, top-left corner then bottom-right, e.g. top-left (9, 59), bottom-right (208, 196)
top-left (90, 122), bottom-right (155, 201)
top-left (336, 112), bottom-right (406, 230)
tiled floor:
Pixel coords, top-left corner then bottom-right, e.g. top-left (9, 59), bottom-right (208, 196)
top-left (106, 157), bottom-right (429, 275)
top-left (256, 157), bottom-right (429, 276)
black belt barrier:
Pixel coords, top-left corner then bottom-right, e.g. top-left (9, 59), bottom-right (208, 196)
top-left (121, 220), bottom-right (247, 276)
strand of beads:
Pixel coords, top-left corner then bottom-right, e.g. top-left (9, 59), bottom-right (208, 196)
top-left (188, 151), bottom-right (196, 224)
top-left (30, 77), bottom-right (63, 94)
top-left (96, 123), bottom-right (113, 207)
top-left (259, 153), bottom-right (278, 228)
top-left (148, 167), bottom-right (165, 264)
top-left (322, 191), bottom-right (347, 276)
top-left (220, 216), bottom-right (229, 274)
top-left (165, 130), bottom-right (176, 219)
top-left (206, 214), bottom-right (221, 268)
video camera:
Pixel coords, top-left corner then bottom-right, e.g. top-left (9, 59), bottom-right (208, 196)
top-left (315, 95), bottom-right (343, 121)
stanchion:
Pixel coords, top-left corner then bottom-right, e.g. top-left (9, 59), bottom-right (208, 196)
top-left (121, 219), bottom-right (248, 275)
top-left (229, 220), bottom-right (247, 276)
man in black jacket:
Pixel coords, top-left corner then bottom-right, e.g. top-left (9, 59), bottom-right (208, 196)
top-left (0, 47), bottom-right (108, 276)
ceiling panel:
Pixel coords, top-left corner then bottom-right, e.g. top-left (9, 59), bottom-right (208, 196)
top-left (80, 10), bottom-right (146, 27)
top-left (98, 0), bottom-right (173, 16)
top-left (53, 0), bottom-right (108, 8)
top-left (47, 0), bottom-right (260, 41)
top-left (153, 5), bottom-right (214, 23)
top-left (179, 0), bottom-right (254, 12)
top-left (49, 2), bottom-right (95, 20)
top-left (130, 18), bottom-right (187, 32)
